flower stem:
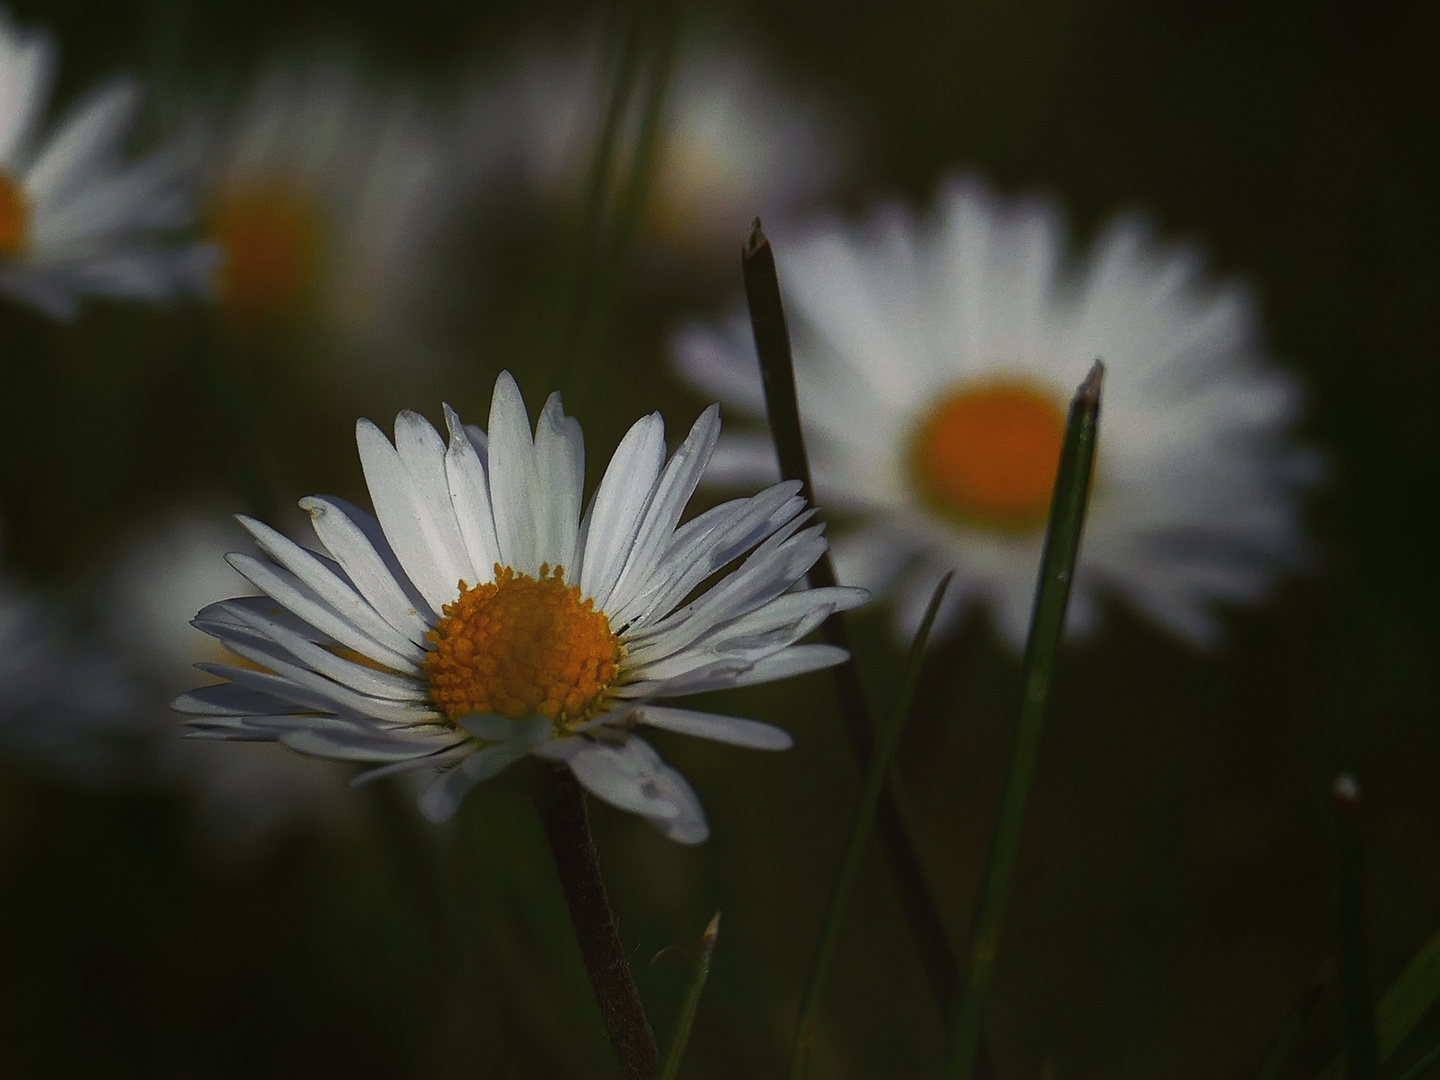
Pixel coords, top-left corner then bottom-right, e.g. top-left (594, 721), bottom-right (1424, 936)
top-left (741, 220), bottom-right (963, 1017)
top-left (536, 766), bottom-right (659, 1080)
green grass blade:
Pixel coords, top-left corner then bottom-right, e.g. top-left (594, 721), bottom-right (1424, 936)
top-left (1255, 965), bottom-right (1329, 1080)
top-left (741, 220), bottom-right (962, 1015)
top-left (790, 572), bottom-right (953, 1080)
top-left (1395, 1041), bottom-right (1440, 1080)
top-left (555, 0), bottom-right (680, 394)
top-left (944, 360), bottom-right (1104, 1080)
top-left (1334, 774), bottom-right (1378, 1080)
top-left (1377, 923), bottom-right (1440, 1060)
top-left (1310, 913), bottom-right (1440, 1080)
top-left (658, 912), bottom-right (721, 1080)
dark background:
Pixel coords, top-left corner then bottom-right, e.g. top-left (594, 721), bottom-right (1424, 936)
top-left (2, 0), bottom-right (1437, 1076)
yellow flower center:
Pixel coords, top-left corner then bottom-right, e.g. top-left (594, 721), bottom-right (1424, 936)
top-left (909, 379), bottom-right (1067, 533)
top-left (423, 565), bottom-right (623, 729)
top-left (0, 172), bottom-right (30, 258)
top-left (207, 182), bottom-right (321, 324)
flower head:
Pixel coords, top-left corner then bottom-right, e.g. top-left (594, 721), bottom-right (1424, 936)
top-left (472, 32), bottom-right (852, 260)
top-left (0, 8), bottom-right (212, 317)
top-left (674, 176), bottom-right (1321, 648)
top-left (188, 59), bottom-right (459, 367)
top-left (1, 525), bottom-right (139, 784)
top-left (174, 373), bottom-right (864, 840)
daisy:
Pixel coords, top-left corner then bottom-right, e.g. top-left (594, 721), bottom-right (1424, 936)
top-left (673, 176), bottom-right (1321, 649)
top-left (188, 58), bottom-right (460, 373)
top-left (474, 31), bottom-right (851, 259)
top-left (0, 7), bottom-right (212, 317)
top-left (173, 372), bottom-right (865, 841)
top-left (103, 508), bottom-right (358, 856)
top-left (1, 524), bottom-right (138, 785)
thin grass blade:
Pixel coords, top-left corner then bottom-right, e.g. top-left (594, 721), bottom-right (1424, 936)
top-left (789, 572), bottom-right (952, 1080)
top-left (1334, 774), bottom-right (1378, 1080)
top-left (741, 220), bottom-right (962, 1017)
top-left (1396, 1041), bottom-right (1440, 1080)
top-left (1255, 963), bottom-right (1329, 1080)
top-left (944, 360), bottom-right (1104, 1080)
top-left (658, 912), bottom-right (721, 1080)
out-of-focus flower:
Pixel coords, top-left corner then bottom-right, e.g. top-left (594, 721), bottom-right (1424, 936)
top-left (174, 372), bottom-right (865, 840)
top-left (103, 508), bottom-right (357, 855)
top-left (674, 176), bottom-right (1321, 649)
top-left (472, 32), bottom-right (853, 260)
top-left (1, 525), bottom-right (139, 784)
top-left (0, 7), bottom-right (212, 318)
top-left (188, 59), bottom-right (459, 368)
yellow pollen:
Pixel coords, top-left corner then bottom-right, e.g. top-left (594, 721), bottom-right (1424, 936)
top-left (208, 182), bottom-right (321, 325)
top-left (423, 564), bottom-right (622, 729)
top-left (909, 379), bottom-right (1067, 532)
top-left (0, 172), bottom-right (29, 259)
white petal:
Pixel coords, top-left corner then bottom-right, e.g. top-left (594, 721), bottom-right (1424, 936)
top-left (532, 392), bottom-right (585, 574)
top-left (418, 766), bottom-right (480, 822)
top-left (634, 643), bottom-right (850, 697)
top-left (279, 722), bottom-right (461, 763)
top-left (302, 496), bottom-right (436, 647)
top-left (443, 404), bottom-right (502, 583)
top-left (201, 627), bottom-right (436, 724)
top-left (566, 738), bottom-right (681, 819)
top-left (579, 412), bottom-right (667, 610)
top-left (605, 405), bottom-right (720, 616)
top-left (222, 552), bottom-right (421, 676)
top-left (631, 705), bottom-right (792, 750)
top-left (640, 762), bottom-right (709, 844)
top-left (393, 410), bottom-right (477, 586)
top-left (486, 371), bottom-right (542, 574)
top-left (608, 481), bottom-right (806, 632)
top-left (235, 515), bottom-right (423, 668)
top-left (627, 522), bottom-right (826, 657)
top-left (356, 416), bottom-right (468, 612)
top-left (219, 601), bottom-right (429, 702)
top-left (24, 79), bottom-right (139, 203)
top-left (0, 27), bottom-right (54, 164)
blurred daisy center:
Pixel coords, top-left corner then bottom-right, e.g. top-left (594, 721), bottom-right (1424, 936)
top-left (0, 173), bottom-right (28, 258)
top-left (422, 564), bottom-right (622, 728)
top-left (909, 381), bottom-right (1066, 532)
top-left (208, 183), bottom-right (321, 323)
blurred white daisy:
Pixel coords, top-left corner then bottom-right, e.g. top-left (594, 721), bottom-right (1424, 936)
top-left (674, 176), bottom-right (1321, 649)
top-left (188, 59), bottom-right (459, 369)
top-left (174, 372), bottom-right (864, 840)
top-left (0, 8), bottom-right (212, 317)
top-left (103, 508), bottom-right (358, 855)
top-left (473, 31), bottom-right (852, 259)
top-left (1, 525), bottom-right (139, 784)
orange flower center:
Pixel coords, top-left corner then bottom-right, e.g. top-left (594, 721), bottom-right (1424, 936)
top-left (423, 565), bottom-right (622, 729)
top-left (208, 182), bottom-right (321, 324)
top-left (0, 172), bottom-right (29, 258)
top-left (909, 380), bottom-right (1067, 533)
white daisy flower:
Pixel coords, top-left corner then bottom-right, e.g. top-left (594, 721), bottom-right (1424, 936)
top-left (674, 176), bottom-right (1321, 649)
top-left (473, 32), bottom-right (851, 258)
top-left (103, 508), bottom-right (358, 856)
top-left (1, 525), bottom-right (139, 785)
top-left (0, 7), bottom-right (212, 318)
top-left (173, 372), bottom-right (865, 841)
top-left (188, 58), bottom-right (459, 368)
